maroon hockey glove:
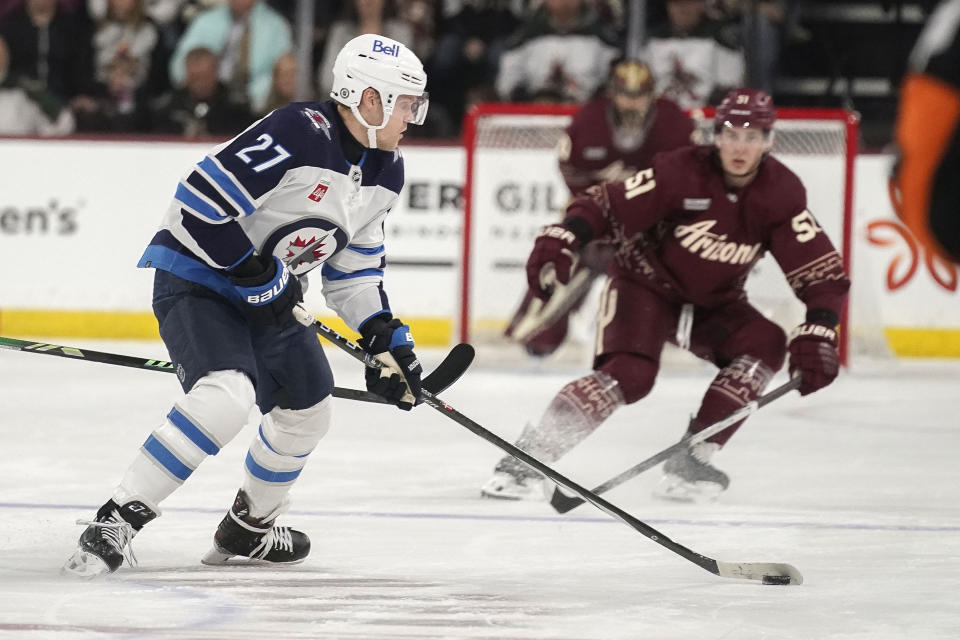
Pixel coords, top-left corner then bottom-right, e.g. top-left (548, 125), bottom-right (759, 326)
top-left (788, 323), bottom-right (839, 396)
top-left (526, 224), bottom-right (581, 300)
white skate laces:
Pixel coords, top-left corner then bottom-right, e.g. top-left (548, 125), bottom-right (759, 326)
top-left (75, 511), bottom-right (139, 567)
top-left (251, 526), bottom-right (294, 559)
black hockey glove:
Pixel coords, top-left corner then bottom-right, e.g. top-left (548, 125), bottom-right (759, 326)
top-left (359, 314), bottom-right (423, 411)
top-left (227, 254), bottom-right (302, 327)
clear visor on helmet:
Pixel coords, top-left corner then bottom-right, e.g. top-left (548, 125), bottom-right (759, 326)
top-left (389, 92), bottom-right (429, 126)
top-left (716, 120), bottom-right (771, 145)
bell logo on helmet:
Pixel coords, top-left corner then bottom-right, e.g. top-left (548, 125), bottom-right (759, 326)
top-left (372, 39), bottom-right (400, 57)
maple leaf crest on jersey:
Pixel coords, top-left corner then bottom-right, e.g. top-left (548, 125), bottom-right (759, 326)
top-left (260, 218), bottom-right (348, 277)
top-left (276, 228), bottom-right (337, 274)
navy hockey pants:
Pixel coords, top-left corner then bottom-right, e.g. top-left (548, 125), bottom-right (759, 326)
top-left (151, 269), bottom-right (334, 413)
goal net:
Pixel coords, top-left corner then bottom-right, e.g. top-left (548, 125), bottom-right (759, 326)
top-left (460, 103), bottom-right (865, 368)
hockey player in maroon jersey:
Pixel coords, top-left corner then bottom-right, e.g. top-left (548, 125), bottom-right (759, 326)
top-left (483, 88), bottom-right (850, 501)
top-left (504, 58), bottom-right (695, 356)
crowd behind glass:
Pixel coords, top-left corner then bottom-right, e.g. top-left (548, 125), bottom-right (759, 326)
top-left (0, 0), bottom-right (793, 139)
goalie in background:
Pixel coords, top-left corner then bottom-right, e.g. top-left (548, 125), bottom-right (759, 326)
top-left (504, 58), bottom-right (694, 356)
top-left (483, 88), bottom-right (850, 502)
top-left (891, 0), bottom-right (960, 265)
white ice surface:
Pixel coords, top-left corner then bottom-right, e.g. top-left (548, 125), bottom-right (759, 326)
top-left (1, 340), bottom-right (959, 639)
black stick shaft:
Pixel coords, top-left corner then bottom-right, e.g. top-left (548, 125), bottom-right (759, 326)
top-left (305, 320), bottom-right (732, 578)
top-left (0, 336), bottom-right (389, 404)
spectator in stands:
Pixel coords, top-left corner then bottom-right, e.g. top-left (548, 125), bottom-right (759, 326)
top-left (316, 0), bottom-right (413, 100)
top-left (0, 0), bottom-right (96, 104)
top-left (708, 0), bottom-right (785, 93)
top-left (495, 0), bottom-right (620, 104)
top-left (177, 0), bottom-right (228, 24)
top-left (89, 0), bottom-right (185, 59)
top-left (261, 51), bottom-right (295, 114)
top-left (399, 0), bottom-right (436, 61)
top-left (169, 0), bottom-right (292, 113)
top-left (153, 45), bottom-right (253, 138)
top-left (90, 0), bottom-right (163, 99)
top-left (642, 0), bottom-right (744, 109)
top-left (71, 49), bottom-right (152, 132)
top-left (90, 0), bottom-right (186, 25)
top-left (430, 0), bottom-right (522, 134)
top-left (0, 33), bottom-right (75, 135)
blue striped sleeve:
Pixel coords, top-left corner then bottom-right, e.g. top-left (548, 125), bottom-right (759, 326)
top-left (321, 264), bottom-right (385, 281)
top-left (198, 157), bottom-right (257, 216)
top-left (174, 184), bottom-right (227, 221)
top-left (347, 245), bottom-right (385, 255)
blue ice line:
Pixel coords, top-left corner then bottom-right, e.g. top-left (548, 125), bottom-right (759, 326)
top-left (3, 502), bottom-right (958, 533)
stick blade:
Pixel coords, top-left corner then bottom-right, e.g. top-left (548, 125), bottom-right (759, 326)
top-left (548, 485), bottom-right (585, 513)
top-left (716, 561), bottom-right (804, 585)
top-left (422, 343), bottom-right (475, 395)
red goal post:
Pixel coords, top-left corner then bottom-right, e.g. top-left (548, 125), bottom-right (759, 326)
top-left (461, 102), bottom-right (860, 366)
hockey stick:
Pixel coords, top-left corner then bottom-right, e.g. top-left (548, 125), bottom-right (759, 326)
top-left (0, 335), bottom-right (472, 403)
top-left (549, 377), bottom-right (803, 514)
top-left (295, 310), bottom-right (802, 586)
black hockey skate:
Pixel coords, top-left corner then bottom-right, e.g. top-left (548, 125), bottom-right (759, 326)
top-left (481, 455), bottom-right (546, 501)
top-left (654, 442), bottom-right (730, 502)
top-left (62, 499), bottom-right (158, 578)
top-left (201, 490), bottom-right (310, 565)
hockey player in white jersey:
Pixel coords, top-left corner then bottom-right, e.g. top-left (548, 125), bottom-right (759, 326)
top-left (63, 34), bottom-right (430, 577)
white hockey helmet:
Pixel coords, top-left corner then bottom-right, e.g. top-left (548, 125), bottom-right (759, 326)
top-left (330, 34), bottom-right (429, 147)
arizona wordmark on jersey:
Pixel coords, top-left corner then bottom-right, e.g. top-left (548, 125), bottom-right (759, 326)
top-left (568, 145), bottom-right (849, 313)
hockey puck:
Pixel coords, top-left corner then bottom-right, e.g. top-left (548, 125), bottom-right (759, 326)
top-left (762, 575), bottom-right (792, 585)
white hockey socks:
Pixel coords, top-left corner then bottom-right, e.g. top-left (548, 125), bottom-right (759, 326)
top-left (114, 370), bottom-right (255, 508)
top-left (241, 396), bottom-right (332, 520)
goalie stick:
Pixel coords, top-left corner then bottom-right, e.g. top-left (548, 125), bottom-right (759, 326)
top-left (294, 308), bottom-right (803, 586)
top-left (549, 377), bottom-right (803, 514)
top-left (508, 267), bottom-right (595, 342)
top-left (0, 335), bottom-right (474, 403)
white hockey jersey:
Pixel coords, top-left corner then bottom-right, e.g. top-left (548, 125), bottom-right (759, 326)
top-left (138, 101), bottom-right (403, 331)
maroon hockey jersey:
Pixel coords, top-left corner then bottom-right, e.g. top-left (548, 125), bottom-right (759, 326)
top-left (567, 145), bottom-right (850, 316)
top-left (559, 95), bottom-right (695, 194)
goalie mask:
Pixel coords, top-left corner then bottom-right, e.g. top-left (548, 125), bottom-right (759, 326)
top-left (607, 59), bottom-right (656, 141)
top-left (330, 34), bottom-right (429, 148)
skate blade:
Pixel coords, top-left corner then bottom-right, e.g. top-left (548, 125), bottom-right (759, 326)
top-left (480, 481), bottom-right (546, 501)
top-left (480, 488), bottom-right (524, 501)
top-left (61, 549), bottom-right (112, 579)
top-left (652, 475), bottom-right (724, 503)
top-left (200, 547), bottom-right (306, 567)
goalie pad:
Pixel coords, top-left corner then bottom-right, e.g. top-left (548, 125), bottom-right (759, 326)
top-left (505, 266), bottom-right (596, 350)
top-left (506, 241), bottom-right (614, 353)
